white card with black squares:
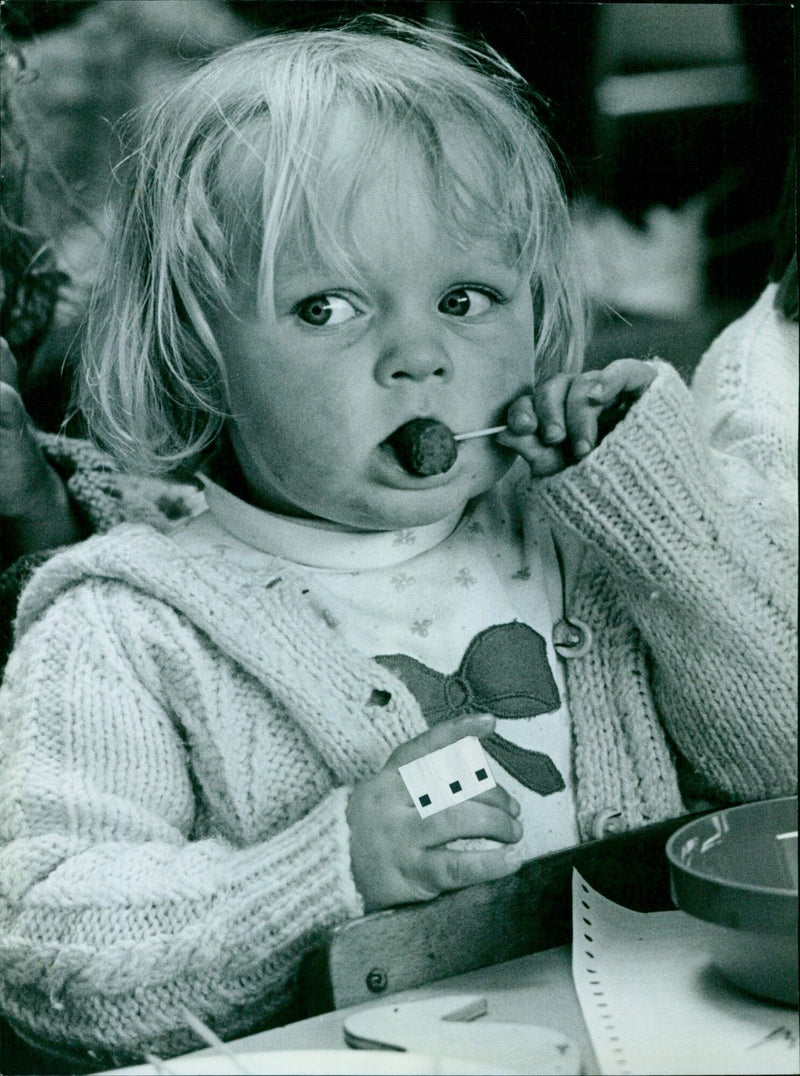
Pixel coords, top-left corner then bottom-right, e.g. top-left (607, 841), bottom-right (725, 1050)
top-left (398, 735), bottom-right (496, 818)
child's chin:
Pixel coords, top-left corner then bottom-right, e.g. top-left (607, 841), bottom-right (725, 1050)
top-left (326, 456), bottom-right (511, 531)
top-left (364, 474), bottom-right (503, 531)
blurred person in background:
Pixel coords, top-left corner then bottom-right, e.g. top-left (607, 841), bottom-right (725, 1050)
top-left (1, 31), bottom-right (94, 664)
top-left (687, 167), bottom-right (796, 760)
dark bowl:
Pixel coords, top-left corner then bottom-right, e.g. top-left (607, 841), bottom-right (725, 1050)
top-left (666, 796), bottom-right (798, 1006)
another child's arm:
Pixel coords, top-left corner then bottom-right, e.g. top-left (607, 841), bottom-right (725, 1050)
top-left (347, 713), bottom-right (522, 912)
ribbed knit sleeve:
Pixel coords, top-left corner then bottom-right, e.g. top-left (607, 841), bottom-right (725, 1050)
top-left (33, 432), bottom-right (127, 535)
top-left (35, 431), bottom-right (206, 535)
top-left (0, 580), bottom-right (364, 1068)
top-left (537, 359), bottom-right (797, 804)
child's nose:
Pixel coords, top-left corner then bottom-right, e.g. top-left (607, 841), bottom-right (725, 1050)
top-left (374, 335), bottom-right (454, 386)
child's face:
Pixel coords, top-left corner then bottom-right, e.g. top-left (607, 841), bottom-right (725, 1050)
top-left (214, 127), bottom-right (535, 531)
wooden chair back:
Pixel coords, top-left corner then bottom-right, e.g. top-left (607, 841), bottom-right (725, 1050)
top-left (300, 812), bottom-right (703, 1014)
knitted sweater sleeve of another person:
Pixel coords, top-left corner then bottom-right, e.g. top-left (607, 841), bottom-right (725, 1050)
top-left (690, 282), bottom-right (797, 512)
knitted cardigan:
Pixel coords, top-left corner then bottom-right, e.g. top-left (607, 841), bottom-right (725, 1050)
top-left (0, 349), bottom-right (796, 1067)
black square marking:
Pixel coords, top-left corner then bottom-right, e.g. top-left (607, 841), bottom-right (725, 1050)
top-left (475, 768), bottom-right (488, 781)
top-left (419, 794), bottom-right (431, 807)
top-left (449, 780), bottom-right (462, 794)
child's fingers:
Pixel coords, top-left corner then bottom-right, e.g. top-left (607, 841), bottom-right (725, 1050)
top-left (505, 394), bottom-right (538, 437)
top-left (564, 374), bottom-right (605, 459)
top-left (420, 845), bottom-right (524, 894)
top-left (533, 373), bottom-right (571, 445)
top-left (388, 713), bottom-right (495, 768)
top-left (558, 361), bottom-right (655, 459)
top-left (421, 799), bottom-right (522, 847)
top-left (499, 389), bottom-right (569, 475)
top-left (474, 783), bottom-right (520, 817)
top-left (495, 428), bottom-right (566, 476)
top-left (578, 359), bottom-right (656, 446)
top-left (587, 358), bottom-right (657, 405)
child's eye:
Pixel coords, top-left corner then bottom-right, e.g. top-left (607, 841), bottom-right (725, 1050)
top-left (295, 294), bottom-right (360, 327)
top-left (438, 287), bottom-right (496, 318)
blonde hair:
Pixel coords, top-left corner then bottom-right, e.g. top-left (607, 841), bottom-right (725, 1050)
top-left (81, 16), bottom-right (588, 476)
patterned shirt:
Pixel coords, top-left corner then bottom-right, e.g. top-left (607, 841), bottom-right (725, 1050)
top-left (199, 466), bottom-right (579, 858)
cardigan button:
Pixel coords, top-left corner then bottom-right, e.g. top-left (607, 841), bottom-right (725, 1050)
top-left (590, 808), bottom-right (624, 840)
top-left (553, 617), bottom-right (593, 658)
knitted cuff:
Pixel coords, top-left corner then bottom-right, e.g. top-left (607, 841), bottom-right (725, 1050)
top-left (35, 430), bottom-right (125, 535)
top-left (536, 360), bottom-right (715, 580)
top-left (35, 431), bottom-right (206, 535)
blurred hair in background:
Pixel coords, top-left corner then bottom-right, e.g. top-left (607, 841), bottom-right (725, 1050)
top-left (1, 0), bottom-right (249, 431)
top-left (1, 0), bottom-right (795, 427)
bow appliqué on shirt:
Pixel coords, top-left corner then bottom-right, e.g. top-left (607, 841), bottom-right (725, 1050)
top-left (375, 622), bottom-right (565, 795)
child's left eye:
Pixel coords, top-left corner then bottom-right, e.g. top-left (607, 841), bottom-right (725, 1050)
top-left (295, 294), bottom-right (360, 327)
top-left (438, 288), bottom-right (496, 318)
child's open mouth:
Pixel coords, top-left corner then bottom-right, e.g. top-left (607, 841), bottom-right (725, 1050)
top-left (384, 418), bottom-right (458, 477)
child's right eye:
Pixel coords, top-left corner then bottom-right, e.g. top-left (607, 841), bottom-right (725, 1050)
top-left (295, 294), bottom-right (360, 327)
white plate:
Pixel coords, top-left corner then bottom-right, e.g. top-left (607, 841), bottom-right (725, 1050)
top-left (103, 1048), bottom-right (519, 1075)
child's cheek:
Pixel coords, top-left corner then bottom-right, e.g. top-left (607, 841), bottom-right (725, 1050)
top-left (489, 338), bottom-right (536, 414)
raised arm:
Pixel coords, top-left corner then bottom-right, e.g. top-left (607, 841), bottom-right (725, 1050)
top-left (535, 360), bottom-right (796, 804)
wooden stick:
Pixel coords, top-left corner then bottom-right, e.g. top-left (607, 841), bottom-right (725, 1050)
top-left (179, 1006), bottom-right (256, 1075)
top-left (453, 425), bottom-right (508, 442)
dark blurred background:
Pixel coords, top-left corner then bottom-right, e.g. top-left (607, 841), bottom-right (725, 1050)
top-left (1, 0), bottom-right (796, 432)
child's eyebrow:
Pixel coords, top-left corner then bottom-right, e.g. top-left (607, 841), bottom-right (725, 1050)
top-left (273, 268), bottom-right (346, 302)
top-left (270, 231), bottom-right (526, 301)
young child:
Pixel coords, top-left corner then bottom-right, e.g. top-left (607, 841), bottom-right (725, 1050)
top-left (0, 19), bottom-right (795, 1069)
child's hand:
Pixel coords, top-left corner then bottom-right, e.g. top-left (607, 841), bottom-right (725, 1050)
top-left (346, 714), bottom-right (523, 912)
top-left (1, 338), bottom-right (80, 559)
top-left (497, 358), bottom-right (657, 477)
